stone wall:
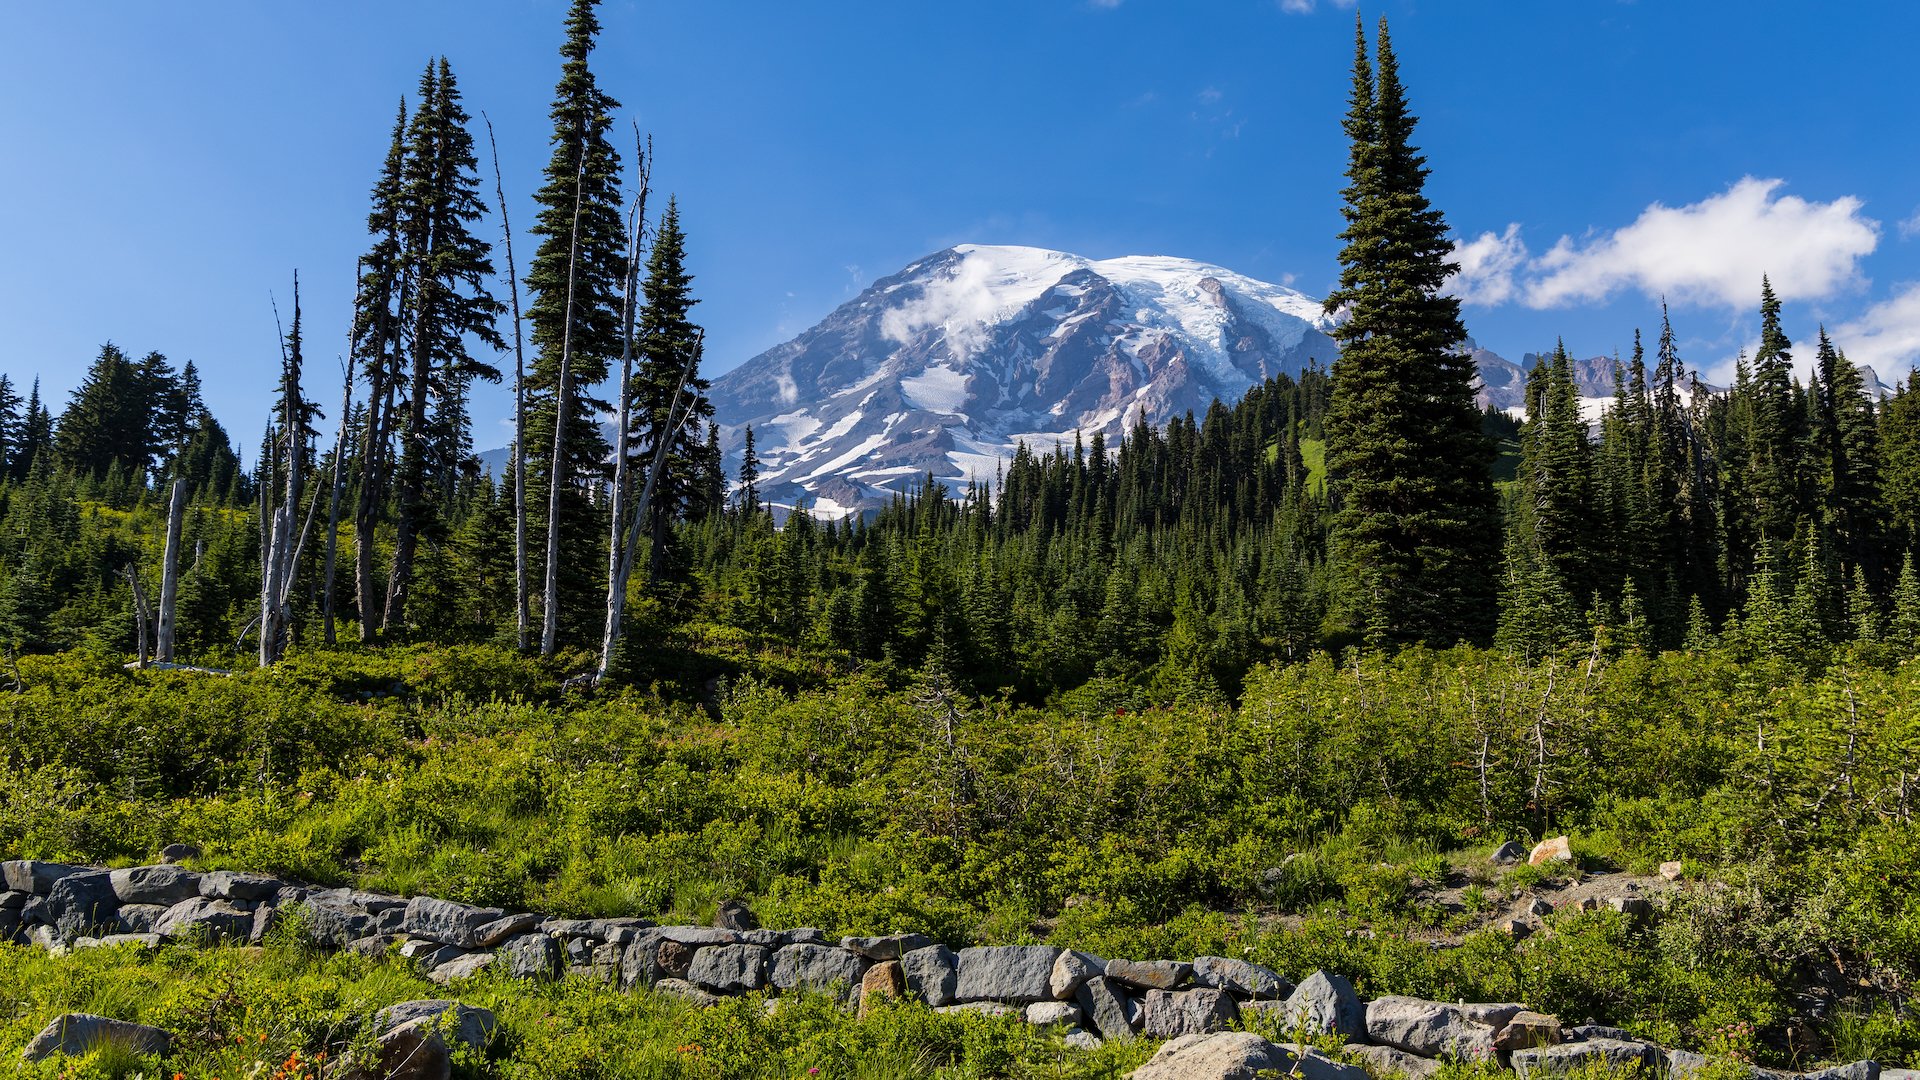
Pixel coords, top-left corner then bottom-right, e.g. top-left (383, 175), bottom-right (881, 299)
top-left (1, 858), bottom-right (1900, 1080)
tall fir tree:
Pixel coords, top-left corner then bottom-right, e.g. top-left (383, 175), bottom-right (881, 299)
top-left (1745, 276), bottom-right (1811, 545)
top-left (739, 424), bottom-right (760, 516)
top-left (0, 375), bottom-right (20, 477)
top-left (628, 199), bottom-right (714, 585)
top-left (1811, 328), bottom-right (1880, 580)
top-left (1321, 17), bottom-right (1498, 646)
top-left (54, 344), bottom-right (151, 480)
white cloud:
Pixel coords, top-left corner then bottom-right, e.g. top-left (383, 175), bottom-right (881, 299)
top-left (1446, 224), bottom-right (1528, 307)
top-left (1087, 0), bottom-right (1123, 8)
top-left (1900, 207), bottom-right (1920, 241)
top-left (1835, 282), bottom-right (1920, 376)
top-left (1197, 86), bottom-right (1223, 104)
top-left (1277, 0), bottom-right (1356, 13)
top-left (1523, 178), bottom-right (1878, 309)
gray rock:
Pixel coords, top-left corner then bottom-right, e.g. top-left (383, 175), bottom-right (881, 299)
top-left (1666, 1049), bottom-right (1713, 1080)
top-left (1065, 1028), bottom-right (1103, 1050)
top-left (302, 900), bottom-right (374, 945)
top-left (344, 934), bottom-right (404, 959)
top-left (687, 943), bottom-right (770, 994)
top-left (1874, 1070), bottom-right (1915, 1080)
top-left (2, 860), bottom-right (78, 894)
top-left (1802, 1064), bottom-right (1881, 1080)
top-left (1568, 1024), bottom-right (1646, 1043)
top-left (73, 933), bottom-right (163, 951)
top-left (1106, 957), bottom-right (1192, 990)
top-left (356, 1018), bottom-right (449, 1080)
top-left (1512, 1038), bottom-right (1660, 1079)
top-left (21, 1013), bottom-right (171, 1061)
top-left (1528, 897), bottom-right (1555, 916)
top-left (198, 870), bottom-right (284, 902)
top-left (652, 978), bottom-right (721, 1008)
top-left (1049, 949), bottom-right (1105, 1000)
top-left (1142, 987), bottom-right (1238, 1038)
top-left (1075, 976), bottom-right (1136, 1042)
top-left (1025, 1000), bottom-right (1081, 1026)
top-left (153, 897), bottom-right (254, 944)
top-left (309, 887), bottom-right (405, 913)
top-left (399, 938), bottom-right (469, 972)
top-left (1365, 995), bottom-right (1498, 1060)
top-left (158, 843), bottom-right (201, 863)
top-left (427, 952), bottom-right (496, 985)
top-left (109, 865), bottom-right (202, 905)
top-left (587, 941), bottom-right (626, 982)
top-left (249, 903), bottom-right (278, 944)
top-left (373, 1000), bottom-right (497, 1049)
top-left (539, 918), bottom-right (604, 938)
top-left (1282, 970), bottom-right (1365, 1040)
top-left (471, 912), bottom-right (542, 947)
top-left (785, 927), bottom-right (830, 946)
top-left (619, 932), bottom-right (667, 988)
top-left (46, 871), bottom-right (118, 940)
top-left (402, 895), bottom-right (505, 948)
top-left (902, 943), bottom-right (958, 1007)
top-left (936, 1002), bottom-right (1021, 1018)
top-left (500, 933), bottom-right (563, 981)
top-left (0, 889), bottom-right (26, 909)
top-left (656, 924), bottom-right (741, 947)
top-left (1129, 1032), bottom-right (1288, 1080)
top-left (1192, 955), bottom-right (1289, 998)
top-left (115, 904), bottom-right (169, 934)
top-left (739, 928), bottom-right (788, 948)
top-left (1492, 841), bottom-right (1527, 864)
top-left (841, 933), bottom-right (935, 960)
top-left (1346, 1043), bottom-right (1445, 1079)
top-left (1608, 896), bottom-right (1654, 920)
top-left (955, 945), bottom-right (1060, 1004)
top-left (771, 943), bottom-right (867, 1000)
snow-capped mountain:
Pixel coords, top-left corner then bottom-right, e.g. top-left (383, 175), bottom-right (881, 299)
top-left (709, 244), bottom-right (1342, 516)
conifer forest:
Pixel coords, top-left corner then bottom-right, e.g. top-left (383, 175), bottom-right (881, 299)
top-left (1, 4), bottom-right (1917, 1079)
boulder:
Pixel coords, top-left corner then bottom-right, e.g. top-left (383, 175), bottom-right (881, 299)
top-left (402, 896), bottom-right (505, 948)
top-left (500, 933), bottom-right (563, 981)
top-left (1127, 1032), bottom-right (1288, 1080)
top-left (303, 901), bottom-right (375, 946)
top-left (739, 929), bottom-right (788, 948)
top-left (1608, 896), bottom-right (1654, 920)
top-left (713, 899), bottom-right (759, 931)
top-left (1050, 950), bottom-right (1105, 1000)
top-left (1568, 1024), bottom-right (1646, 1043)
top-left (653, 978), bottom-right (721, 1008)
top-left (1345, 1043), bottom-right (1444, 1080)
top-left (398, 939), bottom-right (469, 972)
top-left (955, 945), bottom-right (1059, 1004)
top-left (427, 953), bottom-right (496, 985)
top-left (153, 897), bottom-right (254, 944)
top-left (771, 943), bottom-right (867, 1000)
top-left (1528, 836), bottom-right (1573, 865)
top-left (338, 1018), bottom-right (449, 1080)
top-left (1365, 995), bottom-right (1498, 1060)
top-left (1512, 1038), bottom-right (1659, 1079)
top-left (1026, 1001), bottom-right (1081, 1026)
top-left (1281, 970), bottom-right (1365, 1040)
top-left (249, 903), bottom-right (278, 945)
top-left (372, 1000), bottom-right (498, 1050)
top-left (115, 904), bottom-right (169, 934)
top-left (1802, 1064), bottom-right (1881, 1080)
top-left (471, 912), bottom-right (542, 948)
top-left (46, 871), bottom-right (118, 940)
top-left (21, 1013), bottom-right (172, 1062)
top-left (784, 927), bottom-right (830, 947)
top-left (1192, 956), bottom-right (1289, 999)
top-left (655, 925), bottom-right (741, 947)
top-left (1142, 988), bottom-right (1238, 1039)
top-left (345, 934), bottom-right (404, 959)
top-left (936, 1002), bottom-right (1021, 1018)
top-left (310, 887), bottom-right (404, 913)
top-left (1491, 841), bottom-right (1527, 865)
top-left (158, 843), bottom-right (201, 864)
top-left (902, 943), bottom-right (958, 1007)
top-left (1076, 976), bottom-right (1136, 1042)
top-left (1495, 1010), bottom-right (1563, 1053)
top-left (0, 889), bottom-right (26, 909)
top-left (1659, 861), bottom-right (1685, 881)
top-left (1106, 957), bottom-right (1192, 991)
top-left (1457, 1003), bottom-right (1526, 1027)
top-left (109, 865), bottom-right (201, 905)
top-left (841, 932), bottom-right (935, 960)
top-left (1527, 897), bottom-right (1555, 916)
top-left (1065, 1028), bottom-right (1103, 1050)
top-left (859, 960), bottom-right (906, 1017)
top-left (686, 943), bottom-right (771, 994)
top-left (2, 860), bottom-right (78, 894)
top-left (73, 933), bottom-right (162, 951)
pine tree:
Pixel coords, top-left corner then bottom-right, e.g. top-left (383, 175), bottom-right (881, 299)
top-left (1746, 277), bottom-right (1810, 545)
top-left (629, 200), bottom-right (713, 584)
top-left (1812, 328), bottom-right (1881, 580)
top-left (54, 344), bottom-right (150, 479)
top-left (384, 58), bottom-right (505, 630)
top-left (739, 424), bottom-right (760, 516)
top-left (0, 375), bottom-right (21, 476)
top-left (350, 99), bottom-right (412, 641)
top-left (1321, 18), bottom-right (1498, 646)
top-left (1891, 552), bottom-right (1920, 650)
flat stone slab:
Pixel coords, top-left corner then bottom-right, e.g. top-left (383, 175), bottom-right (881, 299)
top-left (23, 1013), bottom-right (171, 1061)
top-left (954, 945), bottom-right (1060, 1004)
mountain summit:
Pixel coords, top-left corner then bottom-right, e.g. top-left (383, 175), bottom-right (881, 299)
top-left (708, 244), bottom-right (1342, 515)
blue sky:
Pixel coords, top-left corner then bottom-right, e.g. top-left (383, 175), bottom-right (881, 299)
top-left (4, 1), bottom-right (1919, 449)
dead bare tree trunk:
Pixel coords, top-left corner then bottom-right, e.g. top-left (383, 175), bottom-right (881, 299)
top-left (484, 114), bottom-right (532, 652)
top-left (599, 138), bottom-right (651, 681)
top-left (354, 259), bottom-right (404, 641)
top-left (602, 331), bottom-right (701, 681)
top-left (124, 565), bottom-right (152, 668)
top-left (260, 275), bottom-right (309, 667)
top-left (155, 476), bottom-right (187, 662)
top-left (541, 147), bottom-right (588, 657)
top-left (322, 351), bottom-right (355, 645)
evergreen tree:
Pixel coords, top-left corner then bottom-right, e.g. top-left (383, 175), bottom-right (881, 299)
top-left (739, 424), bottom-right (760, 516)
top-left (1746, 277), bottom-right (1810, 544)
top-left (54, 344), bottom-right (150, 479)
top-left (0, 375), bottom-right (20, 476)
top-left (1878, 370), bottom-right (1920, 558)
top-left (1322, 17), bottom-right (1498, 646)
top-left (13, 380), bottom-right (52, 482)
top-left (628, 200), bottom-right (713, 584)
top-left (1812, 328), bottom-right (1881, 579)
